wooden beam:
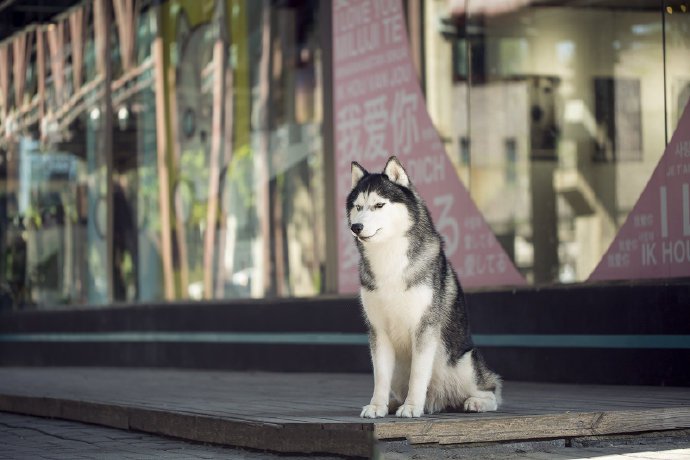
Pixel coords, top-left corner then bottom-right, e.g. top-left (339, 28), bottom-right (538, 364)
top-left (46, 21), bottom-right (66, 105)
top-left (36, 27), bottom-right (45, 121)
top-left (203, 39), bottom-right (225, 299)
top-left (0, 43), bottom-right (9, 116)
top-left (12, 30), bottom-right (33, 108)
top-left (68, 6), bottom-right (85, 93)
top-left (255, 0), bottom-right (273, 297)
top-left (112, 0), bottom-right (138, 72)
top-left (93, 0), bottom-right (106, 77)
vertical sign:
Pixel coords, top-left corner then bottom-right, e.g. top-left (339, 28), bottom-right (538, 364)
top-left (589, 101), bottom-right (690, 281)
top-left (333, 0), bottom-right (525, 293)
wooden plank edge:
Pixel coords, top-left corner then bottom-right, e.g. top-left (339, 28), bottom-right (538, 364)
top-left (374, 407), bottom-right (690, 445)
top-left (0, 394), bottom-right (130, 429)
top-left (0, 394), bottom-right (374, 457)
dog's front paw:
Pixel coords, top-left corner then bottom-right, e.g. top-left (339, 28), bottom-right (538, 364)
top-left (395, 403), bottom-right (424, 418)
top-left (463, 396), bottom-right (497, 413)
top-left (360, 404), bottom-right (388, 418)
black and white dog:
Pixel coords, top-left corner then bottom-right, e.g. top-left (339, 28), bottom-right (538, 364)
top-left (347, 156), bottom-right (502, 418)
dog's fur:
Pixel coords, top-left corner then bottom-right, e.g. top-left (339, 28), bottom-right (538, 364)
top-left (347, 156), bottom-right (502, 418)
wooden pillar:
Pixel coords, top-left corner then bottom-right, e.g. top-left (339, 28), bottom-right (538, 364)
top-left (68, 7), bottom-right (85, 94)
top-left (0, 44), bottom-right (8, 118)
top-left (203, 38), bottom-right (226, 299)
top-left (256, 0), bottom-right (273, 297)
top-left (46, 21), bottom-right (66, 106)
top-left (93, 0), bottom-right (115, 302)
top-left (12, 31), bottom-right (33, 108)
top-left (113, 0), bottom-right (138, 73)
top-left (36, 28), bottom-right (46, 120)
top-left (151, 9), bottom-right (175, 300)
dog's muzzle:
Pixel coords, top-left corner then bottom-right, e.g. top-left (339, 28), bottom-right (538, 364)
top-left (352, 225), bottom-right (381, 242)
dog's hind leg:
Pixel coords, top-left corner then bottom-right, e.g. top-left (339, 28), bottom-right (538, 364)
top-left (463, 391), bottom-right (498, 412)
top-left (453, 349), bottom-right (502, 413)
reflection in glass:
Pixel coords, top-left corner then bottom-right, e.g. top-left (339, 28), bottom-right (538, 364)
top-left (425, 0), bottom-right (672, 284)
top-left (166, 0), bottom-right (325, 300)
top-left (1, 0), bottom-right (326, 309)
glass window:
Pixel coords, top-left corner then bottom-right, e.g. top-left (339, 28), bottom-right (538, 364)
top-left (424, 0), bottom-right (686, 284)
top-left (111, 4), bottom-right (161, 302)
top-left (1, 0), bottom-right (326, 309)
top-left (4, 0), bottom-right (686, 308)
top-left (166, 0), bottom-right (325, 300)
top-left (0, 9), bottom-right (108, 307)
top-left (666, 2), bottom-right (690, 137)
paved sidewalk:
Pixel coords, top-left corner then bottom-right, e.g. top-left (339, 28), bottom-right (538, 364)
top-left (1, 367), bottom-right (690, 457)
top-left (0, 412), bottom-right (337, 460)
top-left (0, 412), bottom-right (291, 460)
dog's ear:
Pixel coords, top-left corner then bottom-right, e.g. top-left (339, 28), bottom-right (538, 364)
top-left (351, 162), bottom-right (368, 188)
top-left (383, 156), bottom-right (410, 188)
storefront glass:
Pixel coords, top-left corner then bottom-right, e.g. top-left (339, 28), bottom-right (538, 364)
top-left (1, 10), bottom-right (109, 307)
top-left (0, 0), bottom-right (687, 309)
top-left (666, 2), bottom-right (690, 137)
top-left (0, 0), bottom-right (326, 309)
top-left (163, 0), bottom-right (325, 300)
top-left (111, 4), bottom-right (160, 302)
top-left (424, 0), bottom-right (689, 284)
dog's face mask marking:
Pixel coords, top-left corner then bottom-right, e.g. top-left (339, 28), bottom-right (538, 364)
top-left (350, 191), bottom-right (389, 241)
top-left (348, 157), bottom-right (412, 244)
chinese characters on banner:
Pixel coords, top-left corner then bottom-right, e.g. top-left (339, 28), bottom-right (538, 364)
top-left (333, 0), bottom-right (526, 293)
top-left (589, 101), bottom-right (690, 281)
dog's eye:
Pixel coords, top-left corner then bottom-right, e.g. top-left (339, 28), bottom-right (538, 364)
top-left (355, 205), bottom-right (363, 211)
top-left (375, 203), bottom-right (385, 209)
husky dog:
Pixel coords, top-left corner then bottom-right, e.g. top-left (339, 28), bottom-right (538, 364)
top-left (348, 156), bottom-right (502, 418)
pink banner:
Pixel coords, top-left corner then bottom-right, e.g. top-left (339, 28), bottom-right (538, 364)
top-left (333, 0), bottom-right (525, 293)
top-left (589, 101), bottom-right (690, 281)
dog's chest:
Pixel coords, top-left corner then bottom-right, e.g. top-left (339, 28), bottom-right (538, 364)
top-left (362, 283), bottom-right (433, 351)
top-left (361, 244), bottom-right (433, 348)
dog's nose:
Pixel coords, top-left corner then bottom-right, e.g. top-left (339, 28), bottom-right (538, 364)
top-left (351, 223), bottom-right (364, 235)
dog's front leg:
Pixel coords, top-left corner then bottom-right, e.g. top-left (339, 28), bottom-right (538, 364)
top-left (361, 331), bottom-right (395, 418)
top-left (396, 333), bottom-right (438, 417)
